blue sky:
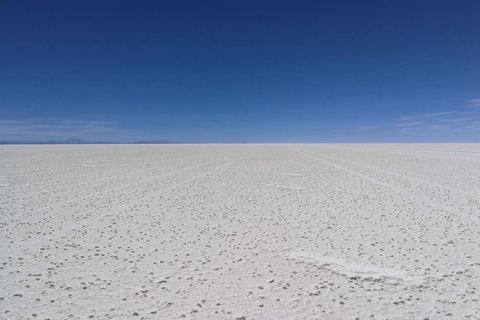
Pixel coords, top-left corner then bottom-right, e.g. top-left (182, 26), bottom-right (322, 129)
top-left (1, 0), bottom-right (479, 142)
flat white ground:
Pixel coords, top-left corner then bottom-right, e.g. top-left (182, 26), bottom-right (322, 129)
top-left (1, 144), bottom-right (480, 319)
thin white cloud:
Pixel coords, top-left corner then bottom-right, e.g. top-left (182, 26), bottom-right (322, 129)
top-left (0, 118), bottom-right (118, 138)
top-left (356, 125), bottom-right (379, 131)
top-left (467, 98), bottom-right (480, 104)
top-left (394, 121), bottom-right (425, 128)
top-left (357, 99), bottom-right (480, 137)
top-left (436, 118), bottom-right (471, 123)
top-left (425, 124), bottom-right (454, 131)
top-left (0, 120), bottom-right (27, 124)
top-left (395, 126), bottom-right (423, 134)
top-left (396, 112), bottom-right (453, 121)
top-left (394, 113), bottom-right (480, 134)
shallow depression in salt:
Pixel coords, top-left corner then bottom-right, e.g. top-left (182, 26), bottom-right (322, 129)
top-left (1, 144), bottom-right (480, 319)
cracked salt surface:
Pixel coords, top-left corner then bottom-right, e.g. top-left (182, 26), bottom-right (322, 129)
top-left (1, 143), bottom-right (480, 319)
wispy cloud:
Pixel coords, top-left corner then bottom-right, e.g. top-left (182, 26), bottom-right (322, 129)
top-left (0, 118), bottom-right (119, 138)
top-left (393, 120), bottom-right (425, 128)
top-left (396, 112), bottom-right (452, 121)
top-left (356, 98), bottom-right (480, 138)
top-left (466, 98), bottom-right (480, 108)
top-left (356, 125), bottom-right (379, 131)
top-left (436, 117), bottom-right (471, 124)
top-left (389, 98), bottom-right (480, 135)
top-left (467, 98), bottom-right (480, 104)
top-left (394, 109), bottom-right (480, 135)
top-left (0, 120), bottom-right (27, 124)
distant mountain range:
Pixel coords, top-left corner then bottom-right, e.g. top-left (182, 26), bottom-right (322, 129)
top-left (0, 138), bottom-right (189, 145)
top-left (132, 139), bottom-right (186, 144)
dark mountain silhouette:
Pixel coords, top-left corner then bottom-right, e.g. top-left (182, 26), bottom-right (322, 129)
top-left (132, 139), bottom-right (186, 144)
top-left (0, 138), bottom-right (116, 145)
top-left (0, 138), bottom-right (192, 145)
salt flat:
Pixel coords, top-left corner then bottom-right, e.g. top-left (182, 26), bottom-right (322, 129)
top-left (1, 144), bottom-right (480, 319)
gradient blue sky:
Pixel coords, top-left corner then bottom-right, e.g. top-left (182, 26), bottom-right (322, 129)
top-left (1, 0), bottom-right (479, 142)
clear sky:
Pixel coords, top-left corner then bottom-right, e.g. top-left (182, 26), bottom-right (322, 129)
top-left (1, 0), bottom-right (479, 142)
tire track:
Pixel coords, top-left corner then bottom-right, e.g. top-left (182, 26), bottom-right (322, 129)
top-left (3, 148), bottom-right (253, 211)
top-left (4, 147), bottom-right (244, 197)
top-left (116, 147), bottom-right (266, 213)
top-left (59, 147), bottom-right (266, 230)
top-left (284, 146), bottom-right (471, 221)
top-left (284, 145), bottom-right (477, 282)
top-left (297, 147), bottom-right (480, 200)
top-left (300, 144), bottom-right (480, 190)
